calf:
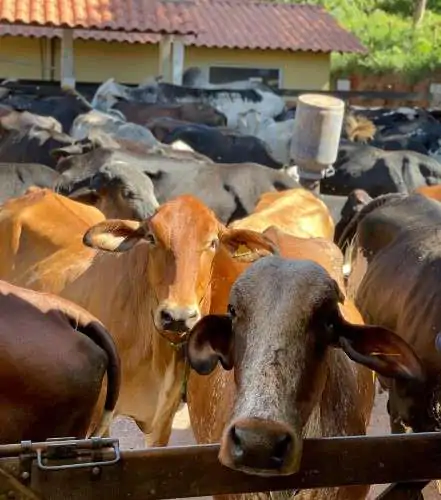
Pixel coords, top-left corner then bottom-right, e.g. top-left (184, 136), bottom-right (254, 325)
top-left (187, 237), bottom-right (423, 500)
top-left (0, 279), bottom-right (120, 443)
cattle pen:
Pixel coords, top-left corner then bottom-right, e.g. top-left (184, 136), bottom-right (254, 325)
top-left (0, 432), bottom-right (440, 499)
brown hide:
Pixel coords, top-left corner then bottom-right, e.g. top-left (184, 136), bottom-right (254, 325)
top-left (0, 279), bottom-right (120, 443)
top-left (229, 188), bottom-right (335, 240)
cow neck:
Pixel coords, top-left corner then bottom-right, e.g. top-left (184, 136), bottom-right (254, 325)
top-left (303, 350), bottom-right (368, 440)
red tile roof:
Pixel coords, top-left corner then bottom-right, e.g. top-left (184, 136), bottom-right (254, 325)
top-left (0, 0), bottom-right (198, 34)
top-left (187, 0), bottom-right (366, 53)
top-left (0, 0), bottom-right (366, 53)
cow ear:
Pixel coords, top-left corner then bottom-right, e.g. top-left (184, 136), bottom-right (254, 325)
top-left (187, 315), bottom-right (234, 375)
top-left (68, 187), bottom-right (100, 206)
top-left (83, 220), bottom-right (144, 252)
top-left (50, 144), bottom-right (84, 159)
top-left (221, 228), bottom-right (278, 263)
top-left (334, 312), bottom-right (425, 383)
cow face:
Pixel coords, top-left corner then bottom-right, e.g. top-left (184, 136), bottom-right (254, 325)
top-left (82, 195), bottom-right (277, 341)
top-left (187, 256), bottom-right (424, 476)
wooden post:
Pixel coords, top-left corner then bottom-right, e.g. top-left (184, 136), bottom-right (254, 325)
top-left (60, 29), bottom-right (75, 89)
top-left (171, 37), bottom-right (185, 85)
top-left (159, 35), bottom-right (173, 82)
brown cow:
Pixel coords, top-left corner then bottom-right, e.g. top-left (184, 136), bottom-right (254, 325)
top-left (0, 279), bottom-right (120, 443)
top-left (186, 240), bottom-right (423, 500)
top-left (0, 188), bottom-right (276, 446)
top-left (114, 101), bottom-right (227, 127)
top-left (230, 188), bottom-right (335, 240)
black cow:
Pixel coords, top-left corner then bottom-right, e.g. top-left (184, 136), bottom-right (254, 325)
top-left (347, 107), bottom-right (441, 157)
top-left (1, 93), bottom-right (92, 133)
top-left (0, 109), bottom-right (76, 169)
top-left (322, 144), bottom-right (441, 197)
top-left (162, 123), bottom-right (282, 169)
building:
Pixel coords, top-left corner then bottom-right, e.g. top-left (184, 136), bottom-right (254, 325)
top-left (0, 0), bottom-right (366, 91)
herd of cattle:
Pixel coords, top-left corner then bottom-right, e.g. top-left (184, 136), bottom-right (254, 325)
top-left (3, 76), bottom-right (441, 499)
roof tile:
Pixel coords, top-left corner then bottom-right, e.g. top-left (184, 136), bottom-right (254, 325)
top-left (0, 0), bottom-right (366, 53)
top-left (186, 0), bottom-right (366, 53)
top-left (0, 0), bottom-right (198, 34)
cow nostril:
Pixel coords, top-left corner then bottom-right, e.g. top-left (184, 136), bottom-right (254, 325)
top-left (271, 433), bottom-right (293, 465)
top-left (160, 310), bottom-right (174, 325)
top-left (229, 425), bottom-right (244, 458)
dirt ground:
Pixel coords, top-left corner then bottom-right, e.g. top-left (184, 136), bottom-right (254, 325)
top-left (110, 381), bottom-right (439, 499)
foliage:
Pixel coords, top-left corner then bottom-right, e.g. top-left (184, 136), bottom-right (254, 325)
top-left (273, 0), bottom-right (441, 81)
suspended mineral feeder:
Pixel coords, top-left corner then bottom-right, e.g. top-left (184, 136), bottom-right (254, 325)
top-left (290, 93), bottom-right (345, 193)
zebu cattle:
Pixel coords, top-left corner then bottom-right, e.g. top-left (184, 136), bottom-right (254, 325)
top-left (186, 239), bottom-right (422, 500)
top-left (70, 109), bottom-right (159, 147)
top-left (113, 100), bottom-right (227, 127)
top-left (230, 188), bottom-right (334, 240)
top-left (0, 190), bottom-right (276, 446)
top-left (53, 146), bottom-right (297, 224)
top-left (91, 78), bottom-right (286, 129)
top-left (0, 162), bottom-right (58, 204)
top-left (0, 108), bottom-right (75, 168)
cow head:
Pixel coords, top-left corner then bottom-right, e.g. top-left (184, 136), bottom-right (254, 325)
top-left (183, 103), bottom-right (227, 127)
top-left (82, 195), bottom-right (277, 342)
top-left (187, 256), bottom-right (424, 476)
top-left (68, 164), bottom-right (159, 221)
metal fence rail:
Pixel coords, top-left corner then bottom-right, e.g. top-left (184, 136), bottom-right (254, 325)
top-left (0, 80), bottom-right (434, 104)
top-left (1, 432), bottom-right (441, 499)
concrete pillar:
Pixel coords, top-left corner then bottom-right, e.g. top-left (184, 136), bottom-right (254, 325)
top-left (60, 29), bottom-right (75, 89)
top-left (171, 38), bottom-right (185, 85)
top-left (159, 35), bottom-right (173, 82)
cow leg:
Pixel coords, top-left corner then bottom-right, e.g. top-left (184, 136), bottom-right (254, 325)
top-left (144, 394), bottom-right (182, 447)
top-left (140, 358), bottom-right (187, 447)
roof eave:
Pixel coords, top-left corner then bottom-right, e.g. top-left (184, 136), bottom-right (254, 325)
top-left (0, 19), bottom-right (198, 35)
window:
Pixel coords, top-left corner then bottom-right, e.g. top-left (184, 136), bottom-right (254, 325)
top-left (208, 66), bottom-right (281, 89)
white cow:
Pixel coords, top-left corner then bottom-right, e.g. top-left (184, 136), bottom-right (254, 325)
top-left (236, 109), bottom-right (295, 166)
top-left (91, 78), bottom-right (286, 129)
top-left (70, 109), bottom-right (159, 148)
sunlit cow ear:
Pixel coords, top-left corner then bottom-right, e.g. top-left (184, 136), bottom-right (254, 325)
top-left (83, 220), bottom-right (144, 252)
top-left (187, 315), bottom-right (234, 375)
top-left (221, 228), bottom-right (278, 263)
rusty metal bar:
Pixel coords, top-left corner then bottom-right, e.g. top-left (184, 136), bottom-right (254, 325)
top-left (1, 433), bottom-right (441, 499)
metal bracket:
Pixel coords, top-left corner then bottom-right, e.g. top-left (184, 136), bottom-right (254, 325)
top-left (18, 441), bottom-right (33, 486)
top-left (35, 437), bottom-right (120, 472)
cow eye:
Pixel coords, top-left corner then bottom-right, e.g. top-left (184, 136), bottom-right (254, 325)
top-left (227, 304), bottom-right (236, 318)
top-left (121, 189), bottom-right (135, 199)
top-left (210, 238), bottom-right (219, 250)
top-left (145, 233), bottom-right (156, 245)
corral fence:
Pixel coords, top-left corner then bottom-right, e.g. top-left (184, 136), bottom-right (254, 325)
top-left (0, 79), bottom-right (438, 110)
top-left (0, 433), bottom-right (441, 499)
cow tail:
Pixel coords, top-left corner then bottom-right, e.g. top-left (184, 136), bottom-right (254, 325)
top-left (76, 320), bottom-right (121, 438)
top-left (337, 192), bottom-right (408, 252)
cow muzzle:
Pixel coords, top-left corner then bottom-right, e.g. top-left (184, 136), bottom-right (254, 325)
top-left (155, 304), bottom-right (201, 334)
top-left (219, 417), bottom-right (302, 476)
